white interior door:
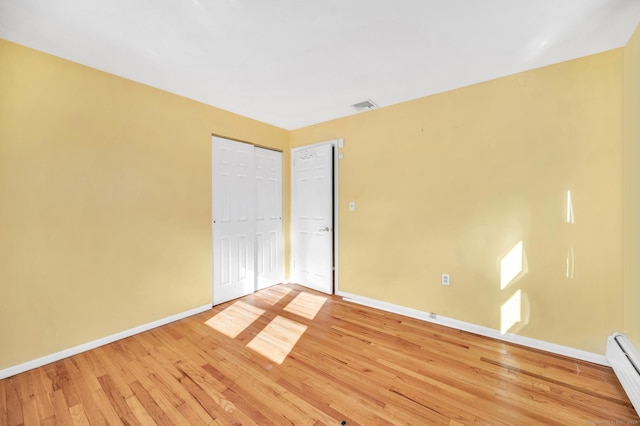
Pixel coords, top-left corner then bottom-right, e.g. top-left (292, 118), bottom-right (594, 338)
top-left (212, 136), bottom-right (256, 305)
top-left (255, 147), bottom-right (283, 289)
top-left (292, 143), bottom-right (334, 294)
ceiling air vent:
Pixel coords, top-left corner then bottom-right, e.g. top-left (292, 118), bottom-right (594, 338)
top-left (351, 99), bottom-right (378, 112)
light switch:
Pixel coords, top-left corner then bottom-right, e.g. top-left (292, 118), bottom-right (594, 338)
top-left (349, 201), bottom-right (355, 211)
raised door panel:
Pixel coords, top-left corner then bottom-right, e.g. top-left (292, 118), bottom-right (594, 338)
top-left (292, 144), bottom-right (333, 294)
top-left (213, 137), bottom-right (256, 305)
top-left (255, 147), bottom-right (283, 290)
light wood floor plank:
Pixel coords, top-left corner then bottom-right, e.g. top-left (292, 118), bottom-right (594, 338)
top-left (61, 358), bottom-right (109, 426)
top-left (32, 368), bottom-right (55, 422)
top-left (0, 379), bottom-right (6, 426)
top-left (124, 394), bottom-right (157, 425)
top-left (50, 389), bottom-right (73, 425)
top-left (128, 380), bottom-right (174, 425)
top-left (91, 387), bottom-right (126, 425)
top-left (1, 284), bottom-right (638, 424)
top-left (5, 379), bottom-right (24, 426)
top-left (69, 403), bottom-right (91, 426)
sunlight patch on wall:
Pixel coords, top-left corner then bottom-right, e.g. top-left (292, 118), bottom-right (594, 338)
top-left (204, 301), bottom-right (265, 338)
top-left (500, 240), bottom-right (525, 290)
top-left (247, 316), bottom-right (307, 364)
top-left (566, 246), bottom-right (575, 279)
top-left (500, 289), bottom-right (522, 334)
top-left (565, 189), bottom-right (576, 279)
top-left (566, 189), bottom-right (575, 224)
top-left (284, 292), bottom-right (327, 320)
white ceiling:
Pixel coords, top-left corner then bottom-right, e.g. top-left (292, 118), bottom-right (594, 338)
top-left (1, 1), bottom-right (640, 130)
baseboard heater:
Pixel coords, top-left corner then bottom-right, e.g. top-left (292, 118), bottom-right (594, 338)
top-left (607, 333), bottom-right (640, 415)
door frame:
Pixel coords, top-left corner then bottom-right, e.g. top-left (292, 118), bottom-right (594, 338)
top-left (290, 139), bottom-right (341, 294)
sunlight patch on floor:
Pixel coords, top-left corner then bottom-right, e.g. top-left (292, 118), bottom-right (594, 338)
top-left (256, 285), bottom-right (292, 305)
top-left (205, 301), bottom-right (265, 338)
top-left (247, 315), bottom-right (307, 364)
top-left (284, 292), bottom-right (327, 320)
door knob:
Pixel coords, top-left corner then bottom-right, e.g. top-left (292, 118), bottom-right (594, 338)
top-left (318, 226), bottom-right (330, 232)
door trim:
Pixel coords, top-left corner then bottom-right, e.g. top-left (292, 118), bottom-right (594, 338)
top-left (211, 132), bottom-right (283, 153)
top-left (290, 139), bottom-right (341, 294)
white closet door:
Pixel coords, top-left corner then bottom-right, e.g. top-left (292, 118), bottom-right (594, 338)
top-left (255, 147), bottom-right (283, 290)
top-left (212, 137), bottom-right (256, 305)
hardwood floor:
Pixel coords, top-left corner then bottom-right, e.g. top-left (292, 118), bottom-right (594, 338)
top-left (1, 284), bottom-right (638, 425)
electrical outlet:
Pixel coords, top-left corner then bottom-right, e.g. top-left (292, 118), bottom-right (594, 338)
top-left (441, 273), bottom-right (450, 286)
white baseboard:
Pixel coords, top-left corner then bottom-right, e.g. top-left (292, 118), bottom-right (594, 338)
top-left (0, 304), bottom-right (212, 380)
top-left (337, 291), bottom-right (609, 366)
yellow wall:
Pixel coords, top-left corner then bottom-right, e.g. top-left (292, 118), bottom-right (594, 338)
top-left (291, 49), bottom-right (625, 354)
top-left (0, 39), bottom-right (288, 370)
top-left (624, 24), bottom-right (640, 347)
top-left (1, 32), bottom-right (633, 369)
